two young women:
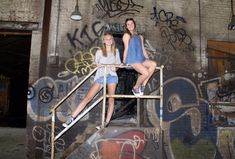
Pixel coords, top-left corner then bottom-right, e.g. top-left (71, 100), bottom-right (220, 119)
top-left (63, 18), bottom-right (157, 127)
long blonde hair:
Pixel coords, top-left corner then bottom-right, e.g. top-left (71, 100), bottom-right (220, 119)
top-left (101, 32), bottom-right (116, 57)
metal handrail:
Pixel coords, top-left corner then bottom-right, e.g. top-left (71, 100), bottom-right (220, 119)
top-left (50, 67), bottom-right (98, 159)
top-left (106, 94), bottom-right (161, 98)
top-left (50, 64), bottom-right (164, 159)
top-left (49, 67), bottom-right (98, 113)
top-left (54, 96), bottom-right (104, 141)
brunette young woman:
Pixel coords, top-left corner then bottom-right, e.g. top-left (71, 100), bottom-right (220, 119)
top-left (122, 18), bottom-right (157, 96)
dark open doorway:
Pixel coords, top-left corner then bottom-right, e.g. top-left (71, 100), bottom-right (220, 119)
top-left (112, 33), bottom-right (138, 120)
top-left (0, 31), bottom-right (31, 127)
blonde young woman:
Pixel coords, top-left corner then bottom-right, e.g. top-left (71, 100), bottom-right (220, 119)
top-left (63, 32), bottom-right (121, 128)
top-left (122, 18), bottom-right (157, 96)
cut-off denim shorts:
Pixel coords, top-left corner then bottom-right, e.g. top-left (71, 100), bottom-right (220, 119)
top-left (95, 74), bottom-right (118, 84)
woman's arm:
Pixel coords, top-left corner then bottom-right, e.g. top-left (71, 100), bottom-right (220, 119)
top-left (122, 33), bottom-right (130, 64)
top-left (95, 49), bottom-right (102, 67)
top-left (140, 35), bottom-right (149, 59)
top-left (115, 49), bottom-right (121, 64)
top-left (110, 49), bottom-right (121, 72)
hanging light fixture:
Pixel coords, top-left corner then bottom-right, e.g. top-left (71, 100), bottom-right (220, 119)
top-left (228, 0), bottom-right (235, 30)
top-left (70, 0), bottom-right (82, 21)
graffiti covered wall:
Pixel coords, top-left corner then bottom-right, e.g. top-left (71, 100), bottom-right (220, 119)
top-left (27, 0), bottom-right (235, 158)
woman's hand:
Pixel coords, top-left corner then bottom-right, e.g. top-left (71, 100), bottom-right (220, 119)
top-left (119, 63), bottom-right (125, 68)
top-left (96, 63), bottom-right (103, 68)
top-left (110, 65), bottom-right (116, 72)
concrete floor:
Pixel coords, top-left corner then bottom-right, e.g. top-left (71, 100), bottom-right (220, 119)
top-left (0, 127), bottom-right (26, 159)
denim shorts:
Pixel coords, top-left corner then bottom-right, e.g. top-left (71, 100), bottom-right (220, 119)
top-left (95, 74), bottom-right (118, 84)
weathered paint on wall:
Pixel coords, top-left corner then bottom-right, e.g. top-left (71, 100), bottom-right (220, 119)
top-left (0, 0), bottom-right (43, 22)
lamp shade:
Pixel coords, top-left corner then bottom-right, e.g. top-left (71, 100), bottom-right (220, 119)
top-left (228, 15), bottom-right (235, 30)
top-left (71, 4), bottom-right (82, 21)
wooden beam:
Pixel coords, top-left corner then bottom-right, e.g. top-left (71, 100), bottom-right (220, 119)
top-left (0, 31), bottom-right (31, 36)
top-left (0, 21), bottom-right (39, 31)
top-left (208, 40), bottom-right (235, 55)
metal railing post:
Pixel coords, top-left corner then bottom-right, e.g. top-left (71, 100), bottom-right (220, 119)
top-left (159, 65), bottom-right (164, 159)
top-left (101, 66), bottom-right (107, 128)
top-left (137, 98), bottom-right (140, 127)
top-left (160, 65), bottom-right (164, 128)
top-left (51, 110), bottom-right (55, 159)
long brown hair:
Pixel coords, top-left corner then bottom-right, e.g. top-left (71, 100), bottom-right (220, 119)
top-left (101, 32), bottom-right (116, 57)
top-left (124, 18), bottom-right (138, 36)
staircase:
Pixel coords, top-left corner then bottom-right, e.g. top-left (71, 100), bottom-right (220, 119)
top-left (49, 65), bottom-right (164, 159)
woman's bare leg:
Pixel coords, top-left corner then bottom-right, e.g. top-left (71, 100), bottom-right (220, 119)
top-left (71, 83), bottom-right (102, 118)
top-left (105, 83), bottom-right (117, 123)
top-left (142, 60), bottom-right (157, 86)
top-left (131, 63), bottom-right (149, 89)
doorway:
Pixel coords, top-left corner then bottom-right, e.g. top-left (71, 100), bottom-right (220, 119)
top-left (0, 31), bottom-right (31, 127)
top-left (112, 33), bottom-right (138, 120)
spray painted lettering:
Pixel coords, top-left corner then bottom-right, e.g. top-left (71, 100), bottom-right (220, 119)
top-left (67, 21), bottom-right (106, 52)
top-left (32, 125), bottom-right (65, 155)
top-left (28, 76), bottom-right (80, 122)
top-left (94, 0), bottom-right (143, 19)
top-left (65, 47), bottom-right (98, 75)
top-left (150, 7), bottom-right (194, 52)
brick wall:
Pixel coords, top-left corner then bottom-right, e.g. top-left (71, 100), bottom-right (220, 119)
top-left (25, 0), bottom-right (235, 158)
top-left (0, 0), bottom-right (43, 22)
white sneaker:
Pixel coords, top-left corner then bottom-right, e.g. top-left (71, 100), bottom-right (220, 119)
top-left (139, 85), bottom-right (145, 96)
top-left (132, 88), bottom-right (141, 96)
top-left (95, 125), bottom-right (101, 130)
top-left (62, 117), bottom-right (74, 127)
top-left (96, 122), bottom-right (109, 130)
